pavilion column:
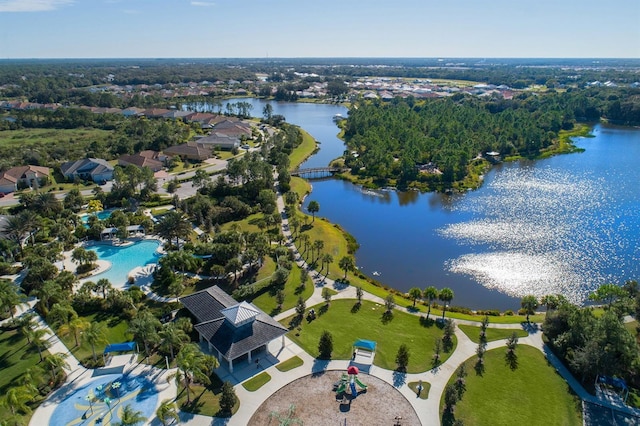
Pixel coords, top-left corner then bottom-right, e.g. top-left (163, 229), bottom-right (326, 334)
top-left (228, 358), bottom-right (233, 373)
top-left (247, 351), bottom-right (252, 363)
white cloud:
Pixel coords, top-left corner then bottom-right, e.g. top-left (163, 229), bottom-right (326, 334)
top-left (191, 1), bottom-right (215, 6)
top-left (0, 0), bottom-right (73, 12)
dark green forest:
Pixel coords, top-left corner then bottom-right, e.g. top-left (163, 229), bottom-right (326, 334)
top-left (342, 88), bottom-right (640, 190)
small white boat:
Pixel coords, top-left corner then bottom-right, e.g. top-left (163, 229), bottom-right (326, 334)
top-left (372, 271), bottom-right (381, 276)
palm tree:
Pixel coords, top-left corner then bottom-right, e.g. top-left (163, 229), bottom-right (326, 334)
top-left (58, 317), bottom-right (90, 347)
top-left (33, 280), bottom-right (61, 314)
top-left (33, 192), bottom-right (61, 217)
top-left (96, 278), bottom-right (112, 299)
top-left (28, 327), bottom-right (50, 362)
top-left (2, 210), bottom-right (41, 251)
top-left (312, 240), bottom-right (324, 264)
top-left (0, 279), bottom-right (25, 319)
top-left (423, 286), bottom-right (438, 321)
top-left (19, 366), bottom-right (44, 394)
top-left (128, 311), bottom-right (161, 358)
top-left (520, 295), bottom-right (539, 323)
top-left (82, 321), bottom-right (108, 363)
top-left (159, 322), bottom-right (189, 361)
top-left (439, 288), bottom-right (454, 320)
top-left (155, 211), bottom-right (192, 250)
top-left (17, 313), bottom-right (37, 343)
top-left (170, 343), bottom-right (219, 404)
top-left (155, 399), bottom-right (180, 426)
top-left (209, 264), bottom-right (226, 282)
top-left (225, 258), bottom-right (242, 284)
top-left (307, 200), bottom-right (319, 222)
top-left (298, 233), bottom-right (310, 254)
top-left (289, 216), bottom-right (300, 237)
top-left (1, 386), bottom-right (35, 416)
top-left (118, 404), bottom-right (147, 426)
top-left (338, 256), bottom-right (355, 280)
top-left (321, 253), bottom-right (333, 276)
top-left (408, 287), bottom-right (422, 308)
top-left (47, 302), bottom-right (78, 329)
top-left (44, 353), bottom-right (69, 383)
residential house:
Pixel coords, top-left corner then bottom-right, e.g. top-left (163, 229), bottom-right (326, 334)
top-left (212, 119), bottom-right (253, 139)
top-left (121, 107), bottom-right (145, 117)
top-left (180, 286), bottom-right (288, 372)
top-left (195, 132), bottom-right (240, 151)
top-left (60, 158), bottom-right (114, 183)
top-left (142, 108), bottom-right (171, 118)
top-left (163, 110), bottom-right (193, 120)
top-left (163, 142), bottom-right (212, 161)
top-left (0, 165), bottom-right (51, 194)
top-left (118, 153), bottom-right (163, 172)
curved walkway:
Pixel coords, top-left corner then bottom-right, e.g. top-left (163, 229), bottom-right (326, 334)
top-left (16, 187), bottom-right (639, 426)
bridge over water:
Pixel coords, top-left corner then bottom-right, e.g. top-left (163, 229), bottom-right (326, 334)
top-left (291, 167), bottom-right (348, 179)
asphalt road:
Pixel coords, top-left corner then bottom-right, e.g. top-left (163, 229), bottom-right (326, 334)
top-left (0, 158), bottom-right (229, 209)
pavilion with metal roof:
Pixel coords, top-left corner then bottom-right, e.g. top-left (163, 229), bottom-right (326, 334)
top-left (179, 286), bottom-right (288, 372)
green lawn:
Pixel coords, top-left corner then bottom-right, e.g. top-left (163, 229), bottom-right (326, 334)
top-left (242, 372), bottom-right (271, 391)
top-left (288, 127), bottom-right (318, 170)
top-left (290, 177), bottom-right (311, 201)
top-left (276, 356), bottom-right (304, 372)
top-left (220, 213), bottom-right (265, 234)
top-left (442, 345), bottom-right (582, 426)
top-left (176, 379), bottom-right (239, 417)
top-left (282, 299), bottom-right (455, 373)
top-left (408, 381), bottom-right (430, 399)
top-left (0, 328), bottom-right (49, 425)
top-left (250, 262), bottom-right (313, 316)
top-left (59, 312), bottom-right (131, 364)
top-left (458, 324), bottom-right (529, 344)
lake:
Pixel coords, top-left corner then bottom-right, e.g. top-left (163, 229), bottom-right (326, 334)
top-left (191, 99), bottom-right (640, 310)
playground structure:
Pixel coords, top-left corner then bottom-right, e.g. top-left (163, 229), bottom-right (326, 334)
top-left (333, 366), bottom-right (368, 398)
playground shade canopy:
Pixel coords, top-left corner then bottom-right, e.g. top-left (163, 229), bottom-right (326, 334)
top-left (104, 342), bottom-right (136, 353)
top-left (353, 339), bottom-right (376, 351)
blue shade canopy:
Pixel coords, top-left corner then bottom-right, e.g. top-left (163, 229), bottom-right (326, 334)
top-left (353, 339), bottom-right (376, 351)
top-left (104, 342), bottom-right (136, 353)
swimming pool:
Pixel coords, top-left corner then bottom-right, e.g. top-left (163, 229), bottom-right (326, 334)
top-left (87, 240), bottom-right (161, 286)
top-left (81, 209), bottom-right (116, 225)
top-left (50, 373), bottom-right (158, 426)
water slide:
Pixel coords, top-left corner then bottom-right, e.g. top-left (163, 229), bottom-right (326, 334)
top-left (350, 381), bottom-right (357, 396)
top-left (355, 377), bottom-right (368, 389)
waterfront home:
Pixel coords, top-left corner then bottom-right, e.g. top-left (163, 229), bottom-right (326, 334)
top-left (195, 132), bottom-right (240, 151)
top-left (0, 165), bottom-right (51, 193)
top-left (60, 158), bottom-right (114, 183)
top-left (211, 119), bottom-right (253, 138)
top-left (180, 286), bottom-right (288, 373)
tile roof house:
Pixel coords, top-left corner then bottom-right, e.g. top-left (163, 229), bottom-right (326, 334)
top-left (118, 153), bottom-right (164, 172)
top-left (163, 142), bottom-right (212, 161)
top-left (195, 132), bottom-right (240, 151)
top-left (60, 158), bottom-right (114, 183)
top-left (180, 286), bottom-right (288, 372)
top-left (212, 119), bottom-right (253, 138)
top-left (142, 108), bottom-right (172, 118)
top-left (0, 165), bottom-right (50, 194)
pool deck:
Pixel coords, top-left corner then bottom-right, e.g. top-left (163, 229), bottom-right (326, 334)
top-left (60, 236), bottom-right (166, 289)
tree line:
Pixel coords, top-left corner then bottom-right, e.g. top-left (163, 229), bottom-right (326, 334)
top-left (342, 88), bottom-right (639, 190)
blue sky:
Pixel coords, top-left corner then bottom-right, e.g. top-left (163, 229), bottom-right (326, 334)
top-left (0, 0), bottom-right (638, 58)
